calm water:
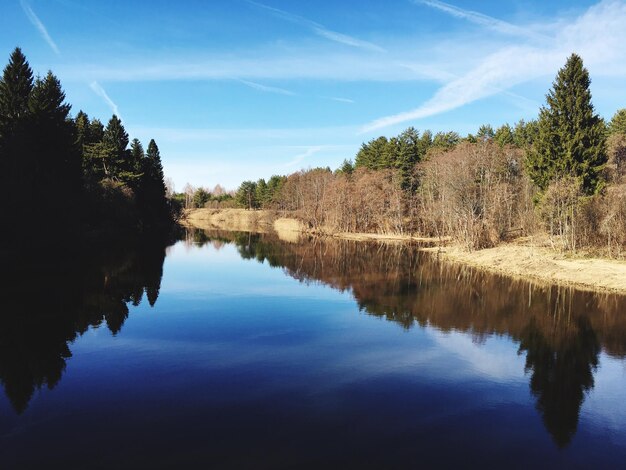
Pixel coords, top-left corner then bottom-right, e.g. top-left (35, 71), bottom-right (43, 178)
top-left (2, 229), bottom-right (626, 468)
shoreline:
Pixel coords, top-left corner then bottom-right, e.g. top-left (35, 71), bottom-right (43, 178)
top-left (183, 208), bottom-right (626, 295)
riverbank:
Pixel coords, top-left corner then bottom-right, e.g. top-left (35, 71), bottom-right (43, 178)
top-left (183, 208), bottom-right (626, 294)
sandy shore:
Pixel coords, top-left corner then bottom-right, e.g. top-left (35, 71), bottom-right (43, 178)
top-left (183, 208), bottom-right (626, 294)
top-left (436, 244), bottom-right (626, 294)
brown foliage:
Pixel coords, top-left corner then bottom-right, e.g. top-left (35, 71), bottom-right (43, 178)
top-left (416, 141), bottom-right (534, 249)
top-left (274, 168), bottom-right (407, 233)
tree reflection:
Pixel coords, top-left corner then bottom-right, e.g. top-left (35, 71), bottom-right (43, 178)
top-left (519, 317), bottom-right (600, 447)
top-left (187, 227), bottom-right (626, 447)
top-left (0, 238), bottom-right (168, 413)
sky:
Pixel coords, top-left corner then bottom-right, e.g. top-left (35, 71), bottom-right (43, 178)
top-left (2, 0), bottom-right (626, 190)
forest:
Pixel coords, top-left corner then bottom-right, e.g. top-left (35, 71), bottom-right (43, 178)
top-left (0, 48), bottom-right (175, 248)
top-left (185, 54), bottom-right (626, 256)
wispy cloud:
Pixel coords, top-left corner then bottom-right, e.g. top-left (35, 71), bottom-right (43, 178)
top-left (237, 79), bottom-right (296, 96)
top-left (57, 52), bottom-right (451, 83)
top-left (362, 1), bottom-right (626, 133)
top-left (415, 0), bottom-right (547, 40)
top-left (20, 0), bottom-right (60, 54)
top-left (247, 0), bottom-right (385, 52)
top-left (329, 97), bottom-right (355, 104)
top-left (284, 146), bottom-right (323, 168)
top-left (89, 81), bottom-right (122, 121)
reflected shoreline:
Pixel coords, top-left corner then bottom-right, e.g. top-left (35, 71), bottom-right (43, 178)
top-left (2, 227), bottom-right (626, 449)
top-left (187, 228), bottom-right (626, 447)
top-left (0, 234), bottom-right (172, 414)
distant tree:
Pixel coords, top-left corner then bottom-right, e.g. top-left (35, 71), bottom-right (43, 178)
top-left (212, 183), bottom-right (226, 197)
top-left (0, 47), bottom-right (35, 230)
top-left (29, 71), bottom-right (81, 208)
top-left (337, 159), bottom-right (354, 175)
top-left (74, 110), bottom-right (90, 149)
top-left (420, 130), bottom-right (433, 150)
top-left (103, 115), bottom-right (138, 183)
top-left (608, 109), bottom-right (626, 136)
top-left (355, 136), bottom-right (393, 170)
top-left (513, 119), bottom-right (538, 149)
top-left (141, 139), bottom-right (168, 220)
top-left (395, 127), bottom-right (426, 190)
top-left (527, 54), bottom-right (606, 194)
top-left (476, 124), bottom-right (495, 142)
top-left (192, 187), bottom-right (211, 208)
top-left (432, 131), bottom-right (460, 149)
top-left (129, 138), bottom-right (145, 187)
top-left (494, 124), bottom-right (515, 147)
top-left (255, 178), bottom-right (269, 208)
top-left (88, 118), bottom-right (104, 142)
top-left (266, 175), bottom-right (285, 205)
top-left (0, 47), bottom-right (33, 123)
top-left (236, 180), bottom-right (258, 209)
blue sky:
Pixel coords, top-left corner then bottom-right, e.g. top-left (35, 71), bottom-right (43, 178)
top-left (2, 0), bottom-right (625, 190)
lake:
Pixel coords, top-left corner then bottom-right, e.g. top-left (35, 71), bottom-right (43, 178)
top-left (2, 228), bottom-right (626, 468)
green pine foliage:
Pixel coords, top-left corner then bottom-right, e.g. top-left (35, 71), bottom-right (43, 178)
top-left (0, 47), bottom-right (174, 243)
top-left (609, 109), bottom-right (626, 136)
top-left (527, 54), bottom-right (607, 194)
top-left (494, 124), bottom-right (515, 147)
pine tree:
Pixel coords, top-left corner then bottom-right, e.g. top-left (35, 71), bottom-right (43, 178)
top-left (0, 48), bottom-right (35, 220)
top-left (395, 127), bottom-right (423, 190)
top-left (103, 115), bottom-right (136, 182)
top-left (29, 71), bottom-right (81, 211)
top-left (494, 124), bottom-right (514, 147)
top-left (129, 138), bottom-right (145, 178)
top-left (0, 48), bottom-right (33, 123)
top-left (527, 54), bottom-right (606, 194)
top-left (476, 124), bottom-right (495, 142)
top-left (137, 139), bottom-right (168, 225)
top-left (609, 109), bottom-right (626, 136)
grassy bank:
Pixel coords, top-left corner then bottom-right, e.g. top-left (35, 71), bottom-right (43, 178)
top-left (183, 208), bottom-right (626, 295)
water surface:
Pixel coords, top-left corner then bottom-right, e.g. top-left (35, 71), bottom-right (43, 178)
top-left (2, 229), bottom-right (626, 468)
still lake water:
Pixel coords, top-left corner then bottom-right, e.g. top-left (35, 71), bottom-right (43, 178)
top-left (2, 228), bottom-right (626, 468)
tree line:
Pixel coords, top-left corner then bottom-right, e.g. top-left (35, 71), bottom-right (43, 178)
top-left (0, 47), bottom-right (175, 246)
top-left (203, 53), bottom-right (624, 255)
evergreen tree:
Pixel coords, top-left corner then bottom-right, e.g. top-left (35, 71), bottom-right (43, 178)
top-left (494, 124), bottom-right (515, 147)
top-left (513, 119), bottom-right (538, 149)
top-left (432, 131), bottom-right (460, 149)
top-left (29, 71), bottom-right (81, 210)
top-left (338, 159), bottom-right (354, 175)
top-left (0, 48), bottom-right (33, 123)
top-left (88, 118), bottom-right (104, 142)
top-left (236, 181), bottom-right (258, 209)
top-left (267, 175), bottom-right (285, 203)
top-left (395, 127), bottom-right (424, 190)
top-left (609, 109), bottom-right (626, 136)
top-left (0, 48), bottom-right (35, 233)
top-left (129, 138), bottom-right (145, 181)
top-left (103, 115), bottom-right (135, 181)
top-left (255, 178), bottom-right (269, 208)
top-left (74, 111), bottom-right (90, 153)
top-left (138, 139), bottom-right (168, 224)
top-left (527, 54), bottom-right (606, 194)
top-left (476, 124), bottom-right (495, 142)
top-left (355, 136), bottom-right (393, 170)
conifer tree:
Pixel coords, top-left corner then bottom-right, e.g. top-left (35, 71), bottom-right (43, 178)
top-left (0, 48), bottom-right (33, 123)
top-left (29, 71), bottom-right (81, 208)
top-left (137, 139), bottom-right (168, 224)
top-left (494, 124), bottom-right (514, 147)
top-left (609, 109), bottom-right (626, 136)
top-left (129, 138), bottom-right (145, 178)
top-left (527, 54), bottom-right (606, 194)
top-left (103, 115), bottom-right (136, 182)
top-left (0, 48), bottom-right (35, 218)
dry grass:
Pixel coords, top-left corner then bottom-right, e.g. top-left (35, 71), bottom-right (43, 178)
top-left (437, 239), bottom-right (626, 294)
